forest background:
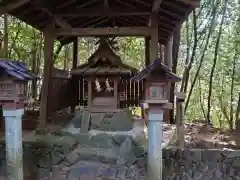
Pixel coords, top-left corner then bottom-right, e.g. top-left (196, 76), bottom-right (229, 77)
top-left (0, 0), bottom-right (239, 130)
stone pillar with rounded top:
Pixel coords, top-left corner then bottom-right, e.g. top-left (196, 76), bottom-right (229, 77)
top-left (148, 108), bottom-right (164, 180)
top-left (3, 107), bottom-right (24, 180)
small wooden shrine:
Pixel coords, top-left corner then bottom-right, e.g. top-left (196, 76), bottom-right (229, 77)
top-left (71, 39), bottom-right (137, 111)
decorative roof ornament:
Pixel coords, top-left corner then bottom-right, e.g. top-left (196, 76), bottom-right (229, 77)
top-left (95, 78), bottom-right (102, 92)
top-left (105, 78), bottom-right (113, 92)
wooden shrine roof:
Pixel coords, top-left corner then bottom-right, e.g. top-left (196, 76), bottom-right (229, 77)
top-left (0, 59), bottom-right (37, 81)
top-left (71, 42), bottom-right (137, 76)
top-left (131, 58), bottom-right (182, 82)
top-left (1, 0), bottom-right (200, 45)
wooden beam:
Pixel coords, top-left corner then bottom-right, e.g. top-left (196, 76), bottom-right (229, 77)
top-left (40, 7), bottom-right (72, 29)
top-left (72, 39), bottom-right (78, 68)
top-left (57, 8), bottom-right (151, 17)
top-left (56, 0), bottom-right (97, 9)
top-left (176, 0), bottom-right (200, 7)
top-left (32, 1), bottom-right (72, 29)
top-left (150, 14), bottom-right (159, 62)
top-left (0, 0), bottom-right (31, 15)
top-left (104, 0), bottom-right (110, 9)
top-left (159, 8), bottom-right (183, 20)
top-left (71, 39), bottom-right (78, 113)
top-left (164, 36), bottom-right (173, 68)
top-left (152, 0), bottom-right (163, 12)
top-left (55, 27), bottom-right (152, 37)
top-left (39, 26), bottom-right (54, 129)
top-left (149, 0), bottom-right (162, 27)
top-left (145, 37), bottom-right (150, 67)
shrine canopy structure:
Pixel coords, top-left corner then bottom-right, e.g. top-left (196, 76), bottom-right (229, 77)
top-left (71, 39), bottom-right (140, 111)
top-left (0, 0), bottom-right (200, 128)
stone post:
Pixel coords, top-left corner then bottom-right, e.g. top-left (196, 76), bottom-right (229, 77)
top-left (148, 109), bottom-right (163, 180)
top-left (175, 92), bottom-right (185, 148)
top-left (3, 108), bottom-right (24, 180)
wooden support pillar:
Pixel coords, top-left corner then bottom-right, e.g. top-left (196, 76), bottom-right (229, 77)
top-left (163, 37), bottom-right (173, 123)
top-left (39, 26), bottom-right (54, 130)
top-left (159, 44), bottom-right (164, 60)
top-left (72, 38), bottom-right (78, 68)
top-left (71, 38), bottom-right (78, 113)
top-left (164, 36), bottom-right (173, 69)
top-left (145, 36), bottom-right (150, 67)
top-left (150, 14), bottom-right (159, 62)
top-left (114, 79), bottom-right (118, 108)
top-left (87, 79), bottom-right (92, 108)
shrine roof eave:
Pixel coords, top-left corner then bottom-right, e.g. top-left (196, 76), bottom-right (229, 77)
top-left (71, 66), bottom-right (134, 76)
top-left (0, 58), bottom-right (38, 81)
top-left (131, 58), bottom-right (182, 82)
top-left (2, 0), bottom-right (200, 45)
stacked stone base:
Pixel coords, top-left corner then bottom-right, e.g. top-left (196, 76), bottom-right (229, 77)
top-left (0, 135), bottom-right (240, 179)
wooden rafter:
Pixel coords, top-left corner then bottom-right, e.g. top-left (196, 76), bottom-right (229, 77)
top-left (133, 0), bottom-right (151, 7)
top-left (176, 0), bottom-right (200, 7)
top-left (81, 17), bottom-right (108, 28)
top-left (164, 1), bottom-right (189, 12)
top-left (104, 0), bottom-right (110, 8)
top-left (115, 0), bottom-right (135, 8)
top-left (33, 1), bottom-right (72, 29)
top-left (152, 0), bottom-right (163, 12)
top-left (57, 8), bottom-right (151, 17)
top-left (56, 0), bottom-right (98, 9)
top-left (159, 8), bottom-right (184, 20)
top-left (55, 27), bottom-right (152, 36)
top-left (41, 7), bottom-right (72, 29)
top-left (0, 0), bottom-right (31, 15)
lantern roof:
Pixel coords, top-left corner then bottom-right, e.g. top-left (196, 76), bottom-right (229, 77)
top-left (0, 59), bottom-right (38, 81)
top-left (131, 58), bottom-right (181, 82)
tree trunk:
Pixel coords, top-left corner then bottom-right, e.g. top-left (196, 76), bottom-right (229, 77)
top-left (229, 49), bottom-right (237, 130)
top-left (206, 0), bottom-right (228, 124)
top-left (169, 24), bottom-right (181, 124)
top-left (3, 14), bottom-right (8, 58)
top-left (64, 45), bottom-right (70, 70)
top-left (31, 30), bottom-right (38, 99)
top-left (181, 10), bottom-right (198, 93)
top-left (236, 93), bottom-right (240, 124)
top-left (184, 1), bottom-right (218, 112)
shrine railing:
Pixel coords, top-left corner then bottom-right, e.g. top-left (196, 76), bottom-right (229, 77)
top-left (78, 78), bottom-right (144, 108)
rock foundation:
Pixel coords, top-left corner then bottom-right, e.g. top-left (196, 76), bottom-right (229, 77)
top-left (163, 148), bottom-right (240, 179)
top-left (0, 136), bottom-right (240, 179)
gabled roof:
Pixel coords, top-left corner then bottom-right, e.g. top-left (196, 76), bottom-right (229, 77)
top-left (0, 59), bottom-right (38, 81)
top-left (88, 42), bottom-right (124, 66)
top-left (71, 42), bottom-right (137, 76)
top-left (131, 58), bottom-right (181, 82)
